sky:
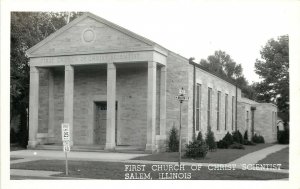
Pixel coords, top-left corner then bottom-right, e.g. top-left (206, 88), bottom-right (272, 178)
top-left (87, 0), bottom-right (292, 83)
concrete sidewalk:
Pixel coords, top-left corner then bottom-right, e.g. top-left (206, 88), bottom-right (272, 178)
top-left (229, 144), bottom-right (288, 164)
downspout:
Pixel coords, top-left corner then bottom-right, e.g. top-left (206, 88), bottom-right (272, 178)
top-left (235, 84), bottom-right (238, 131)
top-left (192, 64), bottom-right (196, 140)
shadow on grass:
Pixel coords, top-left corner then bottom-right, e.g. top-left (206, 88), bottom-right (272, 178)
top-left (133, 144), bottom-right (274, 163)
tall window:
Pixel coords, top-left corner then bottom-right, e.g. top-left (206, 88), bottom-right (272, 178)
top-left (225, 94), bottom-right (228, 130)
top-left (217, 91), bottom-right (221, 130)
top-left (207, 87), bottom-right (212, 129)
top-left (196, 84), bottom-right (201, 131)
top-left (246, 111), bottom-right (249, 129)
top-left (272, 111), bottom-right (274, 132)
top-left (232, 96), bottom-right (235, 130)
top-left (275, 112), bottom-right (277, 130)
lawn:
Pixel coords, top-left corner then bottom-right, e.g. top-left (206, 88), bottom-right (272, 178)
top-left (257, 147), bottom-right (289, 169)
top-left (10, 144), bottom-right (26, 151)
top-left (10, 157), bottom-right (23, 161)
top-left (10, 160), bottom-right (288, 180)
top-left (133, 144), bottom-right (273, 163)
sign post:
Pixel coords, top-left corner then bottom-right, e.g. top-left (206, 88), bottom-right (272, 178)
top-left (175, 88), bottom-right (189, 174)
top-left (61, 123), bottom-right (70, 176)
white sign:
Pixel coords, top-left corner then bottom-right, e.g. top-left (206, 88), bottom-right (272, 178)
top-left (61, 123), bottom-right (70, 142)
top-left (63, 143), bottom-right (70, 152)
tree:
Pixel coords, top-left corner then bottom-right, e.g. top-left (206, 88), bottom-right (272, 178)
top-left (205, 127), bottom-right (217, 151)
top-left (199, 50), bottom-right (254, 99)
top-left (254, 35), bottom-right (289, 123)
top-left (10, 12), bottom-right (83, 146)
top-left (200, 50), bottom-right (243, 79)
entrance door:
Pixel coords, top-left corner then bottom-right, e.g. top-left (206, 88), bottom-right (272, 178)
top-left (94, 101), bottom-right (118, 145)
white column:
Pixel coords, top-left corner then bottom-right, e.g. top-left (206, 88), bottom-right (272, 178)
top-left (159, 66), bottom-right (167, 138)
top-left (146, 61), bottom-right (157, 152)
top-left (48, 69), bottom-right (54, 140)
top-left (28, 66), bottom-right (39, 148)
top-left (105, 63), bottom-right (116, 150)
top-left (64, 65), bottom-right (74, 146)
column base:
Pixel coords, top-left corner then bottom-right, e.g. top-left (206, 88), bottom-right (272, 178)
top-left (105, 143), bottom-right (116, 151)
top-left (145, 144), bottom-right (158, 153)
top-left (27, 140), bottom-right (39, 149)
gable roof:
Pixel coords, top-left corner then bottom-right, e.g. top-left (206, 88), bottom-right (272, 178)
top-left (26, 12), bottom-right (168, 57)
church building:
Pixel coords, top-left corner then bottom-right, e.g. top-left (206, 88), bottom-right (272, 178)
top-left (26, 12), bottom-right (277, 153)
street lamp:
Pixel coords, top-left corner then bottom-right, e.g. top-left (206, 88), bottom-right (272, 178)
top-left (175, 87), bottom-right (189, 171)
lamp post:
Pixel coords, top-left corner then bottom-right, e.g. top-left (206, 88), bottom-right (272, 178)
top-left (175, 87), bottom-right (189, 172)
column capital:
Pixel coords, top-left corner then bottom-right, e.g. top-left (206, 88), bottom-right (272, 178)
top-left (160, 65), bottom-right (167, 72)
top-left (148, 61), bottom-right (157, 68)
top-left (107, 63), bottom-right (116, 70)
top-left (65, 65), bottom-right (74, 71)
top-left (30, 66), bottom-right (39, 73)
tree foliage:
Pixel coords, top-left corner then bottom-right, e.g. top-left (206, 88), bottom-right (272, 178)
top-left (200, 50), bottom-right (243, 79)
top-left (10, 12), bottom-right (83, 145)
top-left (253, 35), bottom-right (289, 122)
top-left (199, 50), bottom-right (254, 99)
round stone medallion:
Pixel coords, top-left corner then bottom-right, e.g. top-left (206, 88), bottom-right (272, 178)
top-left (82, 29), bottom-right (95, 43)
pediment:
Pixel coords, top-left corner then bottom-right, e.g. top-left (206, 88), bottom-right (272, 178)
top-left (27, 13), bottom-right (156, 57)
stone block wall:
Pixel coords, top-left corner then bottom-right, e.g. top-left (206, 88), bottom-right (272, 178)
top-left (165, 52), bottom-right (190, 149)
top-left (188, 65), bottom-right (237, 142)
top-left (38, 64), bottom-right (150, 147)
top-left (38, 68), bottom-right (50, 134)
top-left (254, 103), bottom-right (277, 143)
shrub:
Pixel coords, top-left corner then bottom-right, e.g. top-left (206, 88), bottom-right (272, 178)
top-left (168, 126), bottom-right (179, 152)
top-left (10, 128), bottom-right (18, 143)
top-left (277, 128), bottom-right (289, 144)
top-left (229, 142), bottom-right (245, 149)
top-left (217, 140), bottom-right (229, 149)
top-left (196, 131), bottom-right (204, 142)
top-left (217, 132), bottom-right (233, 149)
top-left (232, 130), bottom-right (244, 144)
top-left (223, 132), bottom-right (233, 145)
top-left (252, 134), bottom-right (265, 143)
top-left (244, 130), bottom-right (248, 141)
top-left (205, 127), bottom-right (217, 151)
top-left (243, 140), bottom-right (255, 145)
top-left (185, 140), bottom-right (208, 158)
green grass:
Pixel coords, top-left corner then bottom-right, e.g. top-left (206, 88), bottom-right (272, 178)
top-left (134, 144), bottom-right (273, 163)
top-left (258, 147), bottom-right (289, 169)
top-left (10, 160), bottom-right (288, 180)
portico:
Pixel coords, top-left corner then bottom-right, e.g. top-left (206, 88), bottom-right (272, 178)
top-left (27, 51), bottom-right (167, 153)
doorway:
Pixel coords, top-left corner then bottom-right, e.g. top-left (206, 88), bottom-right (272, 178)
top-left (94, 101), bottom-right (118, 145)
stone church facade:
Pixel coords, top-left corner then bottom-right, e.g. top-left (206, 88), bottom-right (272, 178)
top-left (26, 12), bottom-right (277, 153)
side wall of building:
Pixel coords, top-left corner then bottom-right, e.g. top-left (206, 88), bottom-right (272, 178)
top-left (188, 64), bottom-right (237, 142)
top-left (164, 52), bottom-right (190, 150)
top-left (254, 104), bottom-right (277, 143)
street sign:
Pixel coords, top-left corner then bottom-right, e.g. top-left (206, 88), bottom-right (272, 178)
top-left (63, 144), bottom-right (70, 152)
top-left (61, 123), bottom-right (70, 176)
top-left (175, 96), bottom-right (189, 101)
top-left (61, 123), bottom-right (70, 142)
